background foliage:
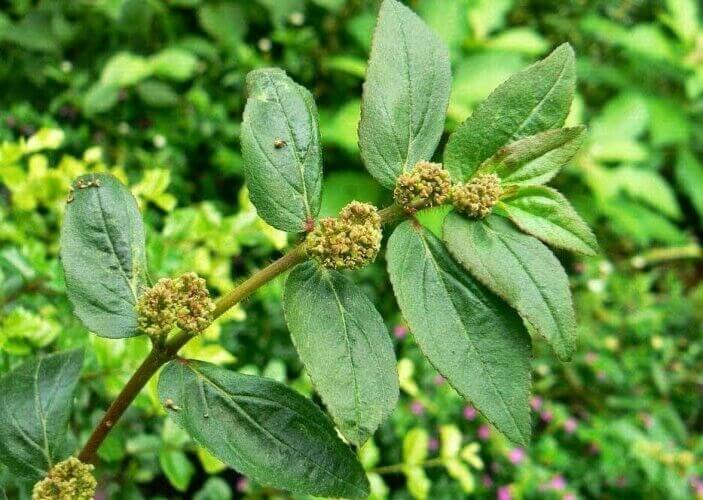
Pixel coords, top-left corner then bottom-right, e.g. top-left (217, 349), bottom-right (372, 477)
top-left (1, 0), bottom-right (702, 498)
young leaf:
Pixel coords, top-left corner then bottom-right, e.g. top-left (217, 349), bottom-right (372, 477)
top-left (60, 173), bottom-right (148, 338)
top-left (443, 213), bottom-right (576, 361)
top-left (445, 43), bottom-right (576, 182)
top-left (0, 349), bottom-right (84, 480)
top-left (387, 222), bottom-right (532, 445)
top-left (358, 0), bottom-right (451, 189)
top-left (241, 68), bottom-right (323, 233)
top-left (158, 359), bottom-right (369, 499)
top-left (486, 127), bottom-right (586, 185)
top-left (283, 262), bottom-right (398, 446)
top-left (498, 186), bottom-right (598, 255)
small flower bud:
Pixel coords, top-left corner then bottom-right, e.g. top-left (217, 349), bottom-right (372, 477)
top-left (394, 161), bottom-right (451, 212)
top-left (451, 173), bottom-right (502, 218)
top-left (306, 201), bottom-right (382, 270)
top-left (175, 272), bottom-right (215, 334)
top-left (32, 457), bottom-right (97, 500)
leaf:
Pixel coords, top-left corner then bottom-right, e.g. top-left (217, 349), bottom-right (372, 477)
top-left (0, 349), bottom-right (84, 480)
top-left (403, 428), bottom-right (429, 465)
top-left (149, 48), bottom-right (199, 81)
top-left (445, 43), bottom-right (576, 182)
top-left (387, 222), bottom-right (532, 445)
top-left (136, 81), bottom-right (179, 107)
top-left (283, 262), bottom-right (398, 445)
top-left (60, 173), bottom-right (148, 338)
top-left (159, 448), bottom-right (195, 492)
top-left (83, 83), bottom-right (120, 115)
top-left (443, 213), bottom-right (576, 361)
top-left (197, 3), bottom-right (247, 49)
top-left (241, 68), bottom-right (323, 233)
top-left (484, 127), bottom-right (585, 185)
top-left (158, 359), bottom-right (369, 498)
top-left (675, 148), bottom-right (703, 224)
top-left (499, 186), bottom-right (598, 255)
top-left (100, 52), bottom-right (151, 87)
top-left (358, 0), bottom-right (451, 189)
top-left (614, 166), bottom-right (681, 220)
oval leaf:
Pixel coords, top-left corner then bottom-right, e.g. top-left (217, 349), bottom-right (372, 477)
top-left (487, 127), bottom-right (586, 185)
top-left (499, 186), bottom-right (598, 255)
top-left (359, 0), bottom-right (451, 189)
top-left (158, 359), bottom-right (369, 499)
top-left (241, 68), bottom-right (322, 232)
top-left (445, 43), bottom-right (576, 182)
top-left (284, 262), bottom-right (399, 445)
top-left (60, 173), bottom-right (148, 338)
top-left (443, 213), bottom-right (576, 361)
top-left (387, 222), bottom-right (532, 445)
top-left (0, 349), bottom-right (84, 480)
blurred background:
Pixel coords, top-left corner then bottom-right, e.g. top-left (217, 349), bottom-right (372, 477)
top-left (1, 0), bottom-right (702, 498)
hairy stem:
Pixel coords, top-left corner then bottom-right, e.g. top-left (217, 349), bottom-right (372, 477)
top-left (78, 203), bottom-right (411, 464)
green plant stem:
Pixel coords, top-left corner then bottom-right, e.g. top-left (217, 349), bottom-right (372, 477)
top-left (78, 202), bottom-right (413, 464)
top-left (370, 458), bottom-right (445, 475)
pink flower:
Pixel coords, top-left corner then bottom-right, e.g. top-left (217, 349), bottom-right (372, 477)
top-left (428, 438), bottom-right (439, 451)
top-left (236, 477), bottom-right (249, 492)
top-left (549, 475), bottom-right (566, 491)
top-left (463, 405), bottom-right (477, 421)
top-left (564, 493), bottom-right (576, 500)
top-left (497, 486), bottom-right (512, 500)
top-left (508, 448), bottom-right (525, 465)
top-left (434, 374), bottom-right (445, 386)
top-left (411, 400), bottom-right (424, 416)
top-left (530, 396), bottom-right (543, 411)
top-left (478, 425), bottom-right (490, 441)
top-left (540, 410), bottom-right (554, 423)
top-left (393, 325), bottom-right (408, 339)
top-left (564, 417), bottom-right (578, 434)
top-left (482, 475), bottom-right (494, 488)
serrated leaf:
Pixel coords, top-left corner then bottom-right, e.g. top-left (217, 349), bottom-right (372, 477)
top-left (445, 43), bottom-right (575, 182)
top-left (158, 359), bottom-right (369, 499)
top-left (359, 0), bottom-right (451, 189)
top-left (60, 173), bottom-right (148, 338)
top-left (484, 127), bottom-right (585, 185)
top-left (443, 213), bottom-right (576, 361)
top-left (241, 68), bottom-right (322, 233)
top-left (0, 350), bottom-right (84, 480)
top-left (283, 262), bottom-right (398, 445)
top-left (387, 222), bottom-right (532, 445)
top-left (614, 166), bottom-right (681, 220)
top-left (499, 186), bottom-right (598, 255)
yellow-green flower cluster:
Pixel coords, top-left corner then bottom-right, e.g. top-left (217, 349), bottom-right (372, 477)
top-left (451, 173), bottom-right (502, 218)
top-left (136, 272), bottom-right (214, 342)
top-left (306, 201), bottom-right (382, 270)
top-left (394, 160), bottom-right (452, 212)
top-left (32, 457), bottom-right (97, 500)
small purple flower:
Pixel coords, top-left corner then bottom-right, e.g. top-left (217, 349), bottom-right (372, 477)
top-left (478, 425), bottom-right (490, 441)
top-left (540, 409), bottom-right (554, 423)
top-left (393, 325), bottom-right (408, 339)
top-left (411, 400), bottom-right (424, 416)
top-left (236, 477), bottom-right (249, 493)
top-left (463, 405), bottom-right (477, 421)
top-left (549, 475), bottom-right (566, 491)
top-left (508, 448), bottom-right (525, 465)
top-left (434, 374), bottom-right (445, 386)
top-left (563, 493), bottom-right (576, 500)
top-left (564, 417), bottom-right (578, 434)
top-left (482, 475), bottom-right (494, 488)
top-left (497, 486), bottom-right (512, 500)
top-left (530, 396), bottom-right (543, 411)
top-left (428, 437), bottom-right (439, 452)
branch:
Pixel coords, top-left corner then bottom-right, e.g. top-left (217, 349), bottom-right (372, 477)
top-left (78, 202), bottom-right (412, 464)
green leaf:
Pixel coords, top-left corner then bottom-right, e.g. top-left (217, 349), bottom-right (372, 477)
top-left (283, 262), bottom-right (398, 445)
top-left (675, 148), bottom-right (703, 224)
top-left (443, 213), bottom-right (576, 361)
top-left (241, 68), bottom-right (322, 233)
top-left (499, 186), bottom-right (598, 255)
top-left (358, 0), bottom-right (451, 189)
top-left (83, 83), bottom-right (120, 115)
top-left (158, 359), bottom-right (369, 498)
top-left (60, 173), bottom-right (148, 338)
top-left (485, 127), bottom-right (585, 185)
top-left (100, 52), bottom-right (151, 87)
top-left (159, 448), bottom-right (195, 492)
top-left (614, 166), bottom-right (681, 220)
top-left (136, 81), bottom-right (179, 107)
top-left (149, 48), bottom-right (199, 82)
top-left (197, 3), bottom-right (247, 49)
top-left (445, 43), bottom-right (575, 182)
top-left (403, 427), bottom-right (429, 465)
top-left (387, 222), bottom-right (532, 445)
top-left (0, 349), bottom-right (84, 480)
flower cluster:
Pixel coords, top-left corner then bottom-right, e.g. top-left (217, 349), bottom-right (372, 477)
top-left (136, 272), bottom-right (215, 342)
top-left (394, 160), bottom-right (451, 212)
top-left (32, 457), bottom-right (97, 500)
top-left (451, 173), bottom-right (502, 218)
top-left (306, 201), bottom-right (382, 270)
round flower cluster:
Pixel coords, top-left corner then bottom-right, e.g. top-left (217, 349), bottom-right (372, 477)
top-left (451, 173), bottom-right (502, 218)
top-left (136, 272), bottom-right (215, 342)
top-left (394, 161), bottom-right (452, 212)
top-left (306, 201), bottom-right (382, 270)
top-left (32, 457), bottom-right (97, 500)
